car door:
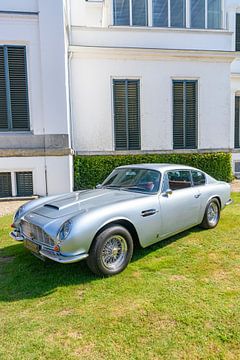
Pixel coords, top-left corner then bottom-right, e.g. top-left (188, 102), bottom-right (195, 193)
top-left (159, 170), bottom-right (201, 237)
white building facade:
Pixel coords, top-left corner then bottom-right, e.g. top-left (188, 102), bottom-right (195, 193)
top-left (68, 0), bottom-right (240, 176)
top-left (0, 0), bottom-right (73, 198)
top-left (1, 0), bottom-right (240, 199)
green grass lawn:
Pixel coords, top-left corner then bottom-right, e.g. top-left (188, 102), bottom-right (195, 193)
top-left (0, 193), bottom-right (240, 360)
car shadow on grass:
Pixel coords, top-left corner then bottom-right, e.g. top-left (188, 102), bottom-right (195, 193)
top-left (0, 226), bottom-right (203, 302)
top-left (0, 243), bottom-right (97, 302)
top-left (132, 226), bottom-right (203, 262)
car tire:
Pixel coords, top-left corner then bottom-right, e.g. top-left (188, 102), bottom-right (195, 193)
top-left (200, 198), bottom-right (220, 229)
top-left (86, 225), bottom-right (134, 276)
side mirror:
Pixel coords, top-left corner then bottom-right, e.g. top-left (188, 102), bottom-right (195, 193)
top-left (96, 184), bottom-right (102, 189)
top-left (162, 188), bottom-right (172, 197)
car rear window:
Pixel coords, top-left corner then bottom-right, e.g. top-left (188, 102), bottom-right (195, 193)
top-left (191, 170), bottom-right (206, 186)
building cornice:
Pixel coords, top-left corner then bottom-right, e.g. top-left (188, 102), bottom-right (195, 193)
top-left (0, 11), bottom-right (38, 21)
top-left (69, 45), bottom-right (238, 63)
top-left (72, 25), bottom-right (233, 36)
top-left (75, 149), bottom-right (236, 156)
top-left (0, 149), bottom-right (74, 158)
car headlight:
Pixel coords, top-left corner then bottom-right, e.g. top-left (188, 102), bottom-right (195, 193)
top-left (14, 205), bottom-right (25, 221)
top-left (58, 220), bottom-right (72, 241)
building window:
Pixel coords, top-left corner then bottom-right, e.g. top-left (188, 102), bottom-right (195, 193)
top-left (170, 0), bottom-right (186, 28)
top-left (207, 0), bottom-right (221, 29)
top-left (113, 0), bottom-right (148, 26)
top-left (235, 161), bottom-right (240, 177)
top-left (113, 79), bottom-right (141, 150)
top-left (0, 173), bottom-right (12, 198)
top-left (16, 172), bottom-right (33, 197)
top-left (191, 0), bottom-right (205, 29)
top-left (235, 96), bottom-right (240, 148)
top-left (0, 46), bottom-right (29, 131)
top-left (236, 14), bottom-right (240, 51)
top-left (114, 0), bottom-right (222, 29)
top-left (152, 0), bottom-right (168, 27)
top-left (153, 0), bottom-right (187, 28)
top-left (173, 80), bottom-right (198, 149)
top-left (0, 171), bottom-right (33, 198)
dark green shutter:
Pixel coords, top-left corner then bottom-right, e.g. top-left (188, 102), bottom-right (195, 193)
top-left (0, 46), bottom-right (29, 130)
top-left (127, 81), bottom-right (140, 150)
top-left (236, 14), bottom-right (240, 51)
top-left (173, 80), bottom-right (197, 149)
top-left (114, 81), bottom-right (128, 150)
top-left (173, 81), bottom-right (184, 149)
top-left (114, 80), bottom-right (140, 150)
top-left (0, 173), bottom-right (12, 198)
top-left (8, 47), bottom-right (29, 130)
top-left (235, 96), bottom-right (240, 148)
top-left (16, 172), bottom-right (33, 196)
top-left (0, 47), bottom-right (8, 129)
top-left (185, 81), bottom-right (197, 148)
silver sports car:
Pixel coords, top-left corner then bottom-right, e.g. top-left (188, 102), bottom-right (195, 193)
top-left (11, 164), bottom-right (232, 276)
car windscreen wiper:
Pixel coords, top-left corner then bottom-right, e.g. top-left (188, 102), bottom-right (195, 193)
top-left (122, 186), bottom-right (146, 192)
top-left (103, 185), bottom-right (122, 190)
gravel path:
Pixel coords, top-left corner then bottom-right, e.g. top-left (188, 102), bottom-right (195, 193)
top-left (0, 200), bottom-right (28, 217)
top-left (231, 180), bottom-right (240, 193)
top-left (0, 181), bottom-right (240, 217)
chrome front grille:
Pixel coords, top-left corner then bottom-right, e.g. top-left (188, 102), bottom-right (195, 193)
top-left (21, 220), bottom-right (54, 247)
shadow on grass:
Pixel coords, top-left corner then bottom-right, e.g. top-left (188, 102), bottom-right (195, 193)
top-left (132, 226), bottom-right (203, 262)
top-left (0, 226), bottom-right (203, 302)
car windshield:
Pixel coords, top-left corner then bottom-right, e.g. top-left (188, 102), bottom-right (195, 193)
top-left (102, 168), bottom-right (161, 193)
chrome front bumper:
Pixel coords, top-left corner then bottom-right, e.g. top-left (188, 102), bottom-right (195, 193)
top-left (225, 199), bottom-right (233, 206)
top-left (10, 230), bottom-right (88, 264)
top-left (39, 248), bottom-right (88, 264)
top-left (10, 230), bottom-right (25, 241)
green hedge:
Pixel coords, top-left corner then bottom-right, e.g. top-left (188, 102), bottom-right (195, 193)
top-left (74, 152), bottom-right (233, 190)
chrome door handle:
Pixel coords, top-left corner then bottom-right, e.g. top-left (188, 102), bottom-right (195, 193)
top-left (141, 209), bottom-right (158, 217)
top-left (194, 193), bottom-right (201, 199)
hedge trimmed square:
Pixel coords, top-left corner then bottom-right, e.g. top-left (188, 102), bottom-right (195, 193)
top-left (74, 153), bottom-right (233, 190)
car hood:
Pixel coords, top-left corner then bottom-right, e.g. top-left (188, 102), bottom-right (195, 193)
top-left (31, 189), bottom-right (147, 219)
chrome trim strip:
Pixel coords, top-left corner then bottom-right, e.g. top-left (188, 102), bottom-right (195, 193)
top-left (39, 249), bottom-right (89, 264)
top-left (225, 199), bottom-right (233, 206)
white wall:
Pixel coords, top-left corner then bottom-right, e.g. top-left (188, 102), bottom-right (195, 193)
top-left (38, 0), bottom-right (70, 135)
top-left (71, 26), bottom-right (233, 52)
top-left (71, 50), bottom-right (232, 152)
top-left (0, 0), bottom-right (70, 136)
top-left (0, 0), bottom-right (73, 196)
top-left (0, 156), bottom-right (72, 196)
top-left (70, 0), bottom-right (103, 27)
top-left (0, 0), bottom-right (38, 12)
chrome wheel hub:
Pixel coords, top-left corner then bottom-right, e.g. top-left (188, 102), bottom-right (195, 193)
top-left (101, 235), bottom-right (128, 271)
top-left (207, 202), bottom-right (219, 226)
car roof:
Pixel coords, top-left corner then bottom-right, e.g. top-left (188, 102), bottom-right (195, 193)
top-left (116, 163), bottom-right (201, 172)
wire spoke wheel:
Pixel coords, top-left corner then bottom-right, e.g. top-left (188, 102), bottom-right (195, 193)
top-left (101, 235), bottom-right (128, 271)
top-left (200, 198), bottom-right (220, 229)
top-left (207, 202), bottom-right (219, 226)
top-left (86, 225), bottom-right (133, 276)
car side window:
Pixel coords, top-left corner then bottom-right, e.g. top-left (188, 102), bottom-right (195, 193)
top-left (162, 173), bottom-right (170, 193)
top-left (167, 170), bottom-right (192, 191)
top-left (191, 170), bottom-right (206, 186)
